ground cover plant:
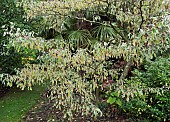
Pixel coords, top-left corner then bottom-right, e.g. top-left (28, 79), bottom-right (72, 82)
top-left (0, 0), bottom-right (170, 121)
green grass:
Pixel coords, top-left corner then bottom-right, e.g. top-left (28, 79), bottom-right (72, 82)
top-left (0, 84), bottom-right (47, 122)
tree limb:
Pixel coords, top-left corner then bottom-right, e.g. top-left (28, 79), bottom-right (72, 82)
top-left (119, 59), bottom-right (133, 84)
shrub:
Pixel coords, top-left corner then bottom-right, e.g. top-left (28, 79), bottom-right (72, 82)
top-left (122, 57), bottom-right (170, 121)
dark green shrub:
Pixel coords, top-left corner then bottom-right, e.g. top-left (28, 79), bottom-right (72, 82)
top-left (122, 57), bottom-right (170, 121)
top-left (0, 0), bottom-right (33, 86)
top-left (0, 0), bottom-right (31, 36)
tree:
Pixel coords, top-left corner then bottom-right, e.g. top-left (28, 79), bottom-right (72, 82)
top-left (0, 0), bottom-right (35, 87)
top-left (0, 0), bottom-right (27, 84)
top-left (3, 0), bottom-right (170, 120)
top-left (23, 0), bottom-right (170, 83)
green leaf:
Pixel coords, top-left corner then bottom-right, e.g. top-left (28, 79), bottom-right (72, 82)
top-left (116, 99), bottom-right (122, 106)
top-left (111, 91), bottom-right (118, 97)
top-left (152, 28), bottom-right (156, 33)
top-left (107, 97), bottom-right (116, 104)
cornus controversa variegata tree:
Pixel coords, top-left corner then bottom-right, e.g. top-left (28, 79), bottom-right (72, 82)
top-left (2, 0), bottom-right (170, 120)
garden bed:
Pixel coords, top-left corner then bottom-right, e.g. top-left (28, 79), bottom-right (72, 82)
top-left (25, 91), bottom-right (134, 122)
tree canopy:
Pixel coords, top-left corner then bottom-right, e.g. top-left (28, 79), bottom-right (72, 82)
top-left (0, 0), bottom-right (170, 121)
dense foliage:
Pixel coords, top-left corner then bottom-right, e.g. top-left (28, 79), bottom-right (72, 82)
top-left (122, 57), bottom-right (170, 121)
top-left (0, 0), bottom-right (40, 83)
top-left (0, 0), bottom-right (170, 121)
top-left (0, 0), bottom-right (25, 85)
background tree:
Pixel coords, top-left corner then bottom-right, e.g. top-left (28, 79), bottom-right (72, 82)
top-left (0, 0), bottom-right (35, 87)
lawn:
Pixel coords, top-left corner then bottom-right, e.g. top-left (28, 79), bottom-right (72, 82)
top-left (0, 84), bottom-right (47, 122)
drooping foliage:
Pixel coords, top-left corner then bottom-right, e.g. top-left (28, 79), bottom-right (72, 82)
top-left (1, 0), bottom-right (170, 121)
